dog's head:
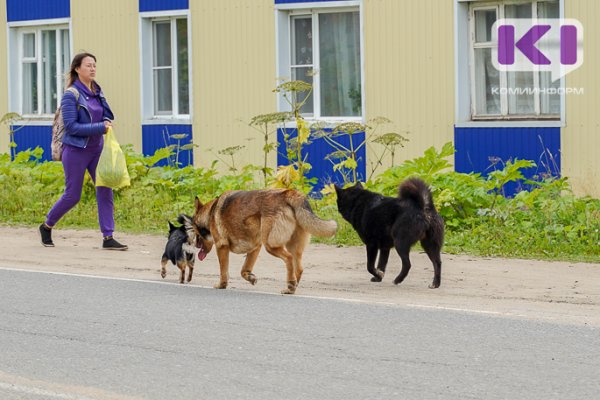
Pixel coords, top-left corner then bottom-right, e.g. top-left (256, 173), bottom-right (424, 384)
top-left (167, 216), bottom-right (197, 251)
top-left (192, 197), bottom-right (215, 261)
top-left (334, 182), bottom-right (364, 220)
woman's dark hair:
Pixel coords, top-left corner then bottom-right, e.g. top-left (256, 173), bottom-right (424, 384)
top-left (66, 52), bottom-right (97, 88)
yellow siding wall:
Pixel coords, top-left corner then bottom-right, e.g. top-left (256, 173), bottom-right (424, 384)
top-left (564, 0), bottom-right (600, 197)
top-left (190, 0), bottom-right (277, 170)
top-left (0, 1), bottom-right (8, 153)
top-left (363, 0), bottom-right (455, 172)
top-left (3, 0), bottom-right (596, 197)
top-left (189, 0), bottom-right (455, 176)
top-left (71, 0), bottom-right (141, 151)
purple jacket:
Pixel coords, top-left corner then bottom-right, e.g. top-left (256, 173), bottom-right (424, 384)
top-left (61, 81), bottom-right (115, 149)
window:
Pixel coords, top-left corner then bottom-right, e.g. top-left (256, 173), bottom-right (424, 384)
top-left (142, 15), bottom-right (190, 118)
top-left (14, 25), bottom-right (70, 116)
top-left (470, 0), bottom-right (560, 119)
top-left (278, 5), bottom-right (362, 119)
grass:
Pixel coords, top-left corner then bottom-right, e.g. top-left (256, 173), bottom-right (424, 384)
top-left (1, 147), bottom-right (598, 264)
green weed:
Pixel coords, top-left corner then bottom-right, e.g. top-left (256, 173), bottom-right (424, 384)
top-left (0, 142), bottom-right (598, 263)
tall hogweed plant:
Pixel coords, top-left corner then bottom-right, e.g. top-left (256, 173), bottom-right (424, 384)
top-left (258, 81), bottom-right (408, 193)
top-left (313, 116), bottom-right (408, 190)
top-left (248, 111), bottom-right (293, 187)
top-left (1, 112), bottom-right (24, 160)
top-left (270, 80), bottom-right (316, 193)
top-left (1, 115), bottom-right (598, 261)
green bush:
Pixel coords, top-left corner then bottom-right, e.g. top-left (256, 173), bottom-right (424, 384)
top-left (1, 143), bottom-right (598, 263)
top-left (360, 143), bottom-right (599, 262)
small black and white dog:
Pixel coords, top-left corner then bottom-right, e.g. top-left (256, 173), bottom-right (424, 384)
top-left (161, 214), bottom-right (198, 284)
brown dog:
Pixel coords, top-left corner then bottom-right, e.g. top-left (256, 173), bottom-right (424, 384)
top-left (193, 189), bottom-right (337, 294)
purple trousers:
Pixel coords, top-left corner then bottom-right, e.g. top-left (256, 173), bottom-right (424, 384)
top-left (45, 144), bottom-right (114, 237)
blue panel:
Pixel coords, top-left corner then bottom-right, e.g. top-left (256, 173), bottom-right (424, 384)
top-left (275, 0), bottom-right (346, 3)
top-left (142, 125), bottom-right (193, 167)
top-left (277, 128), bottom-right (366, 193)
top-left (11, 125), bottom-right (52, 161)
top-left (454, 127), bottom-right (561, 195)
top-left (139, 0), bottom-right (188, 12)
top-left (7, 0), bottom-right (69, 22)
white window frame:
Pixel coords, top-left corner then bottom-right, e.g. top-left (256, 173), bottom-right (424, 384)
top-left (455, 0), bottom-right (565, 127)
top-left (139, 10), bottom-right (192, 124)
top-left (276, 1), bottom-right (364, 123)
top-left (7, 19), bottom-right (71, 120)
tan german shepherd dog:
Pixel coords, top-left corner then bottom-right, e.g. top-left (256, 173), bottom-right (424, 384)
top-left (193, 189), bottom-right (337, 294)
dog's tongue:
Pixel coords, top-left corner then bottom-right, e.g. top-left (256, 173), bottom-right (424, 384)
top-left (198, 248), bottom-right (207, 261)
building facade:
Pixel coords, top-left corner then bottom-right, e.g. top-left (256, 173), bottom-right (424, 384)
top-left (1, 0), bottom-right (598, 196)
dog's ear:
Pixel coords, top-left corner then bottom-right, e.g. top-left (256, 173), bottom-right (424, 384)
top-left (179, 214), bottom-right (193, 229)
top-left (168, 221), bottom-right (176, 233)
top-left (354, 182), bottom-right (364, 189)
top-left (194, 196), bottom-right (203, 214)
top-left (334, 185), bottom-right (341, 194)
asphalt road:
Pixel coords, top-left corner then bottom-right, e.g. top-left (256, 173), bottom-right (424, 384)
top-left (0, 268), bottom-right (598, 400)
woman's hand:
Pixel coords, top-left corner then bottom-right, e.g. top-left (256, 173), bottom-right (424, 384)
top-left (104, 120), bottom-right (112, 133)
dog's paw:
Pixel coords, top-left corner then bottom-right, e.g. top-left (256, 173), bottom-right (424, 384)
top-left (429, 281), bottom-right (440, 289)
top-left (393, 276), bottom-right (404, 285)
top-left (214, 282), bottom-right (228, 289)
top-left (161, 270), bottom-right (166, 279)
top-left (369, 269), bottom-right (384, 282)
top-left (247, 273), bottom-right (257, 285)
top-left (281, 281), bottom-right (297, 295)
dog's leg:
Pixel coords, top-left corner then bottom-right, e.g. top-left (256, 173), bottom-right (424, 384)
top-left (177, 260), bottom-right (186, 284)
top-left (214, 246), bottom-right (230, 289)
top-left (187, 261), bottom-right (194, 283)
top-left (264, 245), bottom-right (297, 295)
top-left (240, 247), bottom-right (260, 285)
top-left (286, 229), bottom-right (310, 284)
top-left (366, 244), bottom-right (384, 282)
top-left (376, 247), bottom-right (390, 279)
top-left (393, 242), bottom-right (412, 285)
top-left (421, 238), bottom-right (442, 289)
top-left (161, 257), bottom-right (168, 279)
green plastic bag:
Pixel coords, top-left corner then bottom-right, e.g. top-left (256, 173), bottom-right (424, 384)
top-left (96, 127), bottom-right (130, 189)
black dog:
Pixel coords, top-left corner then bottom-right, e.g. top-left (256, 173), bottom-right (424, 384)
top-left (161, 214), bottom-right (198, 284)
top-left (335, 178), bottom-right (444, 288)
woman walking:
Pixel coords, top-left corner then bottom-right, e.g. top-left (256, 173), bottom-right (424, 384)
top-left (39, 52), bottom-right (127, 250)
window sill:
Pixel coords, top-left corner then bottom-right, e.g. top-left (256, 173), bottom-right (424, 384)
top-left (12, 115), bottom-right (54, 126)
top-left (455, 120), bottom-right (564, 128)
top-left (142, 116), bottom-right (192, 125)
top-left (275, 1), bottom-right (361, 11)
top-left (280, 116), bottom-right (364, 129)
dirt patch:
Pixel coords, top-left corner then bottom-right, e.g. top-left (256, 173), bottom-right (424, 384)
top-left (2, 226), bottom-right (599, 327)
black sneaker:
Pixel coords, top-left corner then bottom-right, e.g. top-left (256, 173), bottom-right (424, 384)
top-left (39, 224), bottom-right (54, 247)
top-left (102, 236), bottom-right (128, 251)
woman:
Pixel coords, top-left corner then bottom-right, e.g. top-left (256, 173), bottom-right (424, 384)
top-left (39, 52), bottom-right (127, 250)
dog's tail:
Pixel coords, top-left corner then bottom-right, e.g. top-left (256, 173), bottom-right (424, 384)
top-left (398, 177), bottom-right (436, 212)
top-left (291, 196), bottom-right (337, 237)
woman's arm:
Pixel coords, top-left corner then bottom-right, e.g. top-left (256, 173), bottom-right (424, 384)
top-left (61, 90), bottom-right (106, 137)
